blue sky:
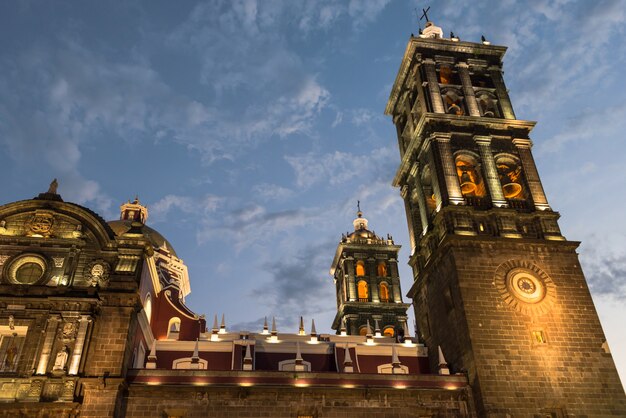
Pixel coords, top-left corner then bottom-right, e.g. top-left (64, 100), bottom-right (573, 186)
top-left (1, 0), bottom-right (624, 385)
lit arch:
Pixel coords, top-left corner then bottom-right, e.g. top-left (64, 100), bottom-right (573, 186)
top-left (377, 262), bottom-right (388, 277)
top-left (357, 280), bottom-right (369, 301)
top-left (379, 282), bottom-right (390, 302)
top-left (355, 261), bottom-right (366, 277)
top-left (167, 317), bottom-right (181, 340)
top-left (144, 293), bottom-right (152, 324)
top-left (383, 327), bottom-right (395, 337)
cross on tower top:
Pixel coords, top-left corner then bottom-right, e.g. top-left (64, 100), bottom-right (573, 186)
top-left (420, 6), bottom-right (431, 23)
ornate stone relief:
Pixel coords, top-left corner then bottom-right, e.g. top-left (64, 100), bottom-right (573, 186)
top-left (26, 211), bottom-right (55, 238)
top-left (52, 257), bottom-right (65, 268)
top-left (494, 259), bottom-right (556, 316)
top-left (84, 259), bottom-right (111, 287)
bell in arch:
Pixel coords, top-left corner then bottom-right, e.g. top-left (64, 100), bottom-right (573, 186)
top-left (456, 161), bottom-right (477, 195)
top-left (497, 161), bottom-right (523, 199)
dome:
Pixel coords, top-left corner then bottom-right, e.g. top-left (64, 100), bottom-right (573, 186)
top-left (108, 220), bottom-right (178, 257)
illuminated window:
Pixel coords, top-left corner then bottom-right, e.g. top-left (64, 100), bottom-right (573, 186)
top-left (379, 282), bottom-right (390, 302)
top-left (442, 89), bottom-right (465, 115)
top-left (167, 317), bottom-right (181, 340)
top-left (383, 327), bottom-right (395, 337)
top-left (357, 281), bottom-right (369, 301)
top-left (0, 326), bottom-right (27, 373)
top-left (532, 330), bottom-right (547, 345)
top-left (144, 294), bottom-right (152, 324)
top-left (355, 261), bottom-right (366, 277)
top-left (377, 262), bottom-right (387, 277)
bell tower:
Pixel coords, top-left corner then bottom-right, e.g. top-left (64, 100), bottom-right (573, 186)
top-left (330, 206), bottom-right (410, 338)
top-left (385, 21), bottom-right (625, 417)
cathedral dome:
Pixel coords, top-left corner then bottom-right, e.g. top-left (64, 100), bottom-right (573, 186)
top-left (107, 220), bottom-right (178, 257)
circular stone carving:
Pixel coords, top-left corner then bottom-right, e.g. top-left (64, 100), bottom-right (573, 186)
top-left (5, 253), bottom-right (49, 285)
top-left (84, 259), bottom-right (111, 287)
top-left (494, 260), bottom-right (556, 316)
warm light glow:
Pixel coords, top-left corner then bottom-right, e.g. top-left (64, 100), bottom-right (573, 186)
top-left (444, 385), bottom-right (458, 391)
top-left (403, 340), bottom-right (416, 347)
top-left (355, 261), bottom-right (366, 277)
top-left (357, 280), bottom-right (368, 300)
top-left (394, 384), bottom-right (407, 389)
top-left (294, 382), bottom-right (309, 388)
top-left (239, 382), bottom-right (254, 387)
top-left (365, 338), bottom-right (375, 346)
top-left (267, 335), bottom-right (279, 343)
top-left (341, 384), bottom-right (356, 388)
top-left (210, 334), bottom-right (219, 342)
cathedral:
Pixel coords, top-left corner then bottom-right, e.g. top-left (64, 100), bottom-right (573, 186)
top-left (0, 21), bottom-right (625, 418)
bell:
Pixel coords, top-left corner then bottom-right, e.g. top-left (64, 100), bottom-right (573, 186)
top-left (459, 169), bottom-right (476, 195)
top-left (502, 182), bottom-right (522, 199)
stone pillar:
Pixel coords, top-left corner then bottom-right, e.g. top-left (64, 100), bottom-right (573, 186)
top-left (412, 177), bottom-right (430, 236)
top-left (401, 187), bottom-right (417, 253)
top-left (344, 258), bottom-right (357, 301)
top-left (68, 315), bottom-right (91, 375)
top-left (457, 62), bottom-right (480, 116)
top-left (423, 59), bottom-right (445, 113)
top-left (430, 134), bottom-right (464, 206)
top-left (512, 138), bottom-right (551, 211)
top-left (368, 258), bottom-right (379, 302)
top-left (474, 135), bottom-right (507, 207)
top-left (390, 259), bottom-right (402, 303)
top-left (489, 66), bottom-right (515, 119)
top-left (36, 314), bottom-right (60, 375)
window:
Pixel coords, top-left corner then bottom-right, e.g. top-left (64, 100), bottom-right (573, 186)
top-left (6, 254), bottom-right (48, 285)
top-left (144, 294), bottom-right (152, 324)
top-left (355, 261), bottom-right (366, 277)
top-left (532, 330), bottom-right (547, 345)
top-left (0, 325), bottom-right (27, 373)
top-left (357, 280), bottom-right (369, 301)
top-left (167, 317), bottom-right (181, 340)
top-left (383, 327), bottom-right (395, 337)
top-left (379, 282), bottom-right (390, 302)
top-left (377, 262), bottom-right (387, 277)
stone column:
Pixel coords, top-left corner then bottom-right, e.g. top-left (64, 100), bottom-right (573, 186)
top-left (390, 259), bottom-right (402, 303)
top-left (513, 138), bottom-right (551, 211)
top-left (430, 134), bottom-right (465, 206)
top-left (401, 188), bottom-right (417, 253)
top-left (489, 66), bottom-right (516, 119)
top-left (423, 59), bottom-right (445, 113)
top-left (474, 135), bottom-right (507, 207)
top-left (457, 62), bottom-right (480, 116)
top-left (68, 315), bottom-right (91, 375)
top-left (425, 143), bottom-right (444, 210)
top-left (412, 180), bottom-right (430, 236)
top-left (368, 258), bottom-right (379, 302)
top-left (344, 258), bottom-right (357, 301)
top-left (36, 314), bottom-right (60, 375)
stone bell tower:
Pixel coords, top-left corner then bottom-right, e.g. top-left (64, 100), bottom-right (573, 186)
top-left (385, 21), bottom-right (625, 417)
top-left (330, 205), bottom-right (410, 338)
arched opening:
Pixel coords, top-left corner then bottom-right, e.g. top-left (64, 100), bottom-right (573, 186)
top-left (379, 282), bottom-right (390, 302)
top-left (442, 89), bottom-right (465, 116)
top-left (359, 326), bottom-right (369, 336)
top-left (357, 280), bottom-right (369, 302)
top-left (355, 261), bottom-right (366, 277)
top-left (455, 154), bottom-right (486, 197)
top-left (476, 91), bottom-right (500, 118)
top-left (144, 294), bottom-right (152, 324)
top-left (167, 317), bottom-right (181, 340)
top-left (495, 155), bottom-right (526, 200)
top-left (377, 262), bottom-right (387, 277)
top-left (383, 327), bottom-right (395, 337)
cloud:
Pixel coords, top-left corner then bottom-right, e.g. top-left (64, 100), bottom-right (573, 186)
top-left (252, 183), bottom-right (294, 201)
top-left (584, 253), bottom-right (626, 301)
top-left (150, 194), bottom-right (222, 223)
top-left (285, 146), bottom-right (396, 189)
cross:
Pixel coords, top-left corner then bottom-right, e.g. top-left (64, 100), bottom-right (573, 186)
top-left (357, 200), bottom-right (361, 212)
top-left (420, 6), bottom-right (430, 23)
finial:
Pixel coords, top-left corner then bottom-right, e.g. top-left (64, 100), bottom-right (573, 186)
top-left (262, 316), bottom-right (269, 334)
top-left (299, 316), bottom-right (305, 336)
top-left (343, 344), bottom-right (354, 373)
top-left (48, 178), bottom-right (59, 194)
top-left (481, 35), bottom-right (490, 45)
top-left (438, 346), bottom-right (450, 375)
top-left (219, 314), bottom-right (226, 334)
top-left (243, 343), bottom-right (253, 370)
top-left (271, 316), bottom-right (277, 335)
top-left (192, 338), bottom-right (200, 361)
top-left (310, 319), bottom-right (317, 336)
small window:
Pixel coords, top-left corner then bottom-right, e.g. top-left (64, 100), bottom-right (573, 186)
top-left (144, 294), bottom-right (152, 324)
top-left (357, 280), bottom-right (369, 301)
top-left (532, 330), bottom-right (547, 345)
top-left (377, 262), bottom-right (388, 277)
top-left (359, 326), bottom-right (369, 336)
top-left (379, 282), bottom-right (390, 302)
top-left (355, 261), bottom-right (366, 277)
top-left (167, 317), bottom-right (181, 340)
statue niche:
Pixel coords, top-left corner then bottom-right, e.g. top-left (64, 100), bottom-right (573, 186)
top-left (53, 345), bottom-right (69, 372)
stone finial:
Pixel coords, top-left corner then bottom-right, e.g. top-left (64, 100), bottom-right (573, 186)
top-left (271, 316), bottom-right (277, 336)
top-left (391, 344), bottom-right (406, 374)
top-left (298, 316), bottom-right (305, 336)
top-left (146, 340), bottom-right (157, 369)
top-left (243, 343), bottom-right (253, 370)
top-left (191, 339), bottom-right (200, 362)
top-left (438, 346), bottom-right (450, 375)
top-left (343, 344), bottom-right (353, 373)
top-left (212, 315), bottom-right (219, 333)
top-left (310, 319), bottom-right (317, 337)
top-left (374, 319), bottom-right (382, 337)
top-left (340, 317), bottom-right (347, 336)
top-left (294, 342), bottom-right (306, 371)
top-left (262, 316), bottom-right (269, 334)
top-left (219, 314), bottom-right (226, 334)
